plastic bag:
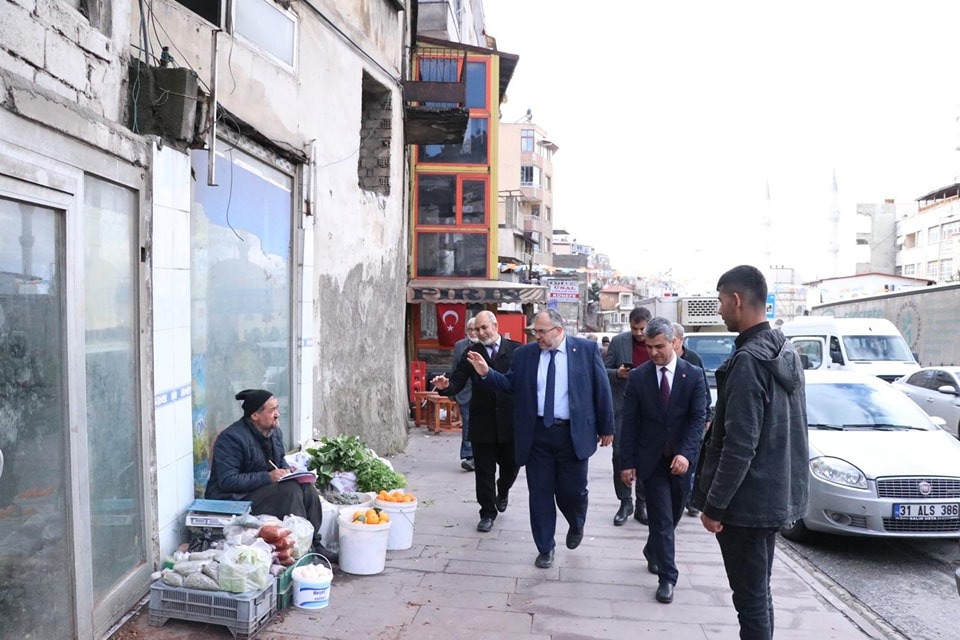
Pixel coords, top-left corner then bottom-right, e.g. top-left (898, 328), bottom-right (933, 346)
top-left (222, 513), bottom-right (262, 542)
top-left (173, 560), bottom-right (208, 576)
top-left (282, 514), bottom-right (315, 559)
top-left (217, 541), bottom-right (271, 593)
top-left (184, 571), bottom-right (220, 590)
top-left (330, 471), bottom-right (357, 493)
top-left (160, 569), bottom-right (184, 587)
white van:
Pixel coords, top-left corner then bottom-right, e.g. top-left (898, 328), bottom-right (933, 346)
top-left (780, 317), bottom-right (919, 382)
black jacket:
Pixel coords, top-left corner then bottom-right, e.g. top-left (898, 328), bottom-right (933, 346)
top-left (439, 339), bottom-right (520, 444)
top-left (205, 417), bottom-right (289, 500)
top-left (692, 324), bottom-right (809, 527)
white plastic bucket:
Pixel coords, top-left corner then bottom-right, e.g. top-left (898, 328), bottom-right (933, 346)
top-left (337, 512), bottom-right (391, 575)
top-left (319, 493), bottom-right (375, 552)
top-left (291, 555), bottom-right (333, 610)
top-left (374, 497), bottom-right (418, 550)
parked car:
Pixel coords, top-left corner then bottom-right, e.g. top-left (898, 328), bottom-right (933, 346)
top-left (781, 370), bottom-right (960, 542)
top-left (684, 331), bottom-right (736, 408)
top-left (891, 366), bottom-right (960, 438)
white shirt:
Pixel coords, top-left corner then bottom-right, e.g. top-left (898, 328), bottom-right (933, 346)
top-left (537, 337), bottom-right (569, 420)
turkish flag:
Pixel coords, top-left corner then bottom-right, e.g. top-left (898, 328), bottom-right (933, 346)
top-left (436, 303), bottom-right (466, 347)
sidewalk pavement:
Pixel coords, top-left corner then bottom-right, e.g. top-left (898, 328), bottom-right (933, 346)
top-left (113, 424), bottom-right (897, 640)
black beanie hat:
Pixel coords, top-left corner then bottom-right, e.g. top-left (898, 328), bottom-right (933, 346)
top-left (235, 389), bottom-right (275, 417)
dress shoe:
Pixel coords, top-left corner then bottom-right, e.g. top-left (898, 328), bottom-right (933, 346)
top-left (685, 505), bottom-right (701, 517)
top-left (496, 494), bottom-right (508, 513)
top-left (535, 548), bottom-right (554, 568)
top-left (655, 582), bottom-right (674, 604)
top-left (461, 458), bottom-right (475, 471)
top-left (565, 527), bottom-right (583, 550)
top-left (613, 502), bottom-right (634, 526)
top-left (634, 502), bottom-right (649, 525)
top-left (643, 548), bottom-right (659, 575)
top-left (476, 517), bottom-right (495, 532)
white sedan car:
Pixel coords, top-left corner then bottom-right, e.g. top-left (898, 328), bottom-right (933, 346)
top-left (781, 370), bottom-right (960, 541)
top-left (891, 366), bottom-right (960, 438)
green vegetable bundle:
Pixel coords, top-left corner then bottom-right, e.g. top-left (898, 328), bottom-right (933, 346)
top-left (306, 435), bottom-right (406, 492)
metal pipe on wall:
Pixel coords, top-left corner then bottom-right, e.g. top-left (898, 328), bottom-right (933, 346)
top-left (207, 29), bottom-right (221, 186)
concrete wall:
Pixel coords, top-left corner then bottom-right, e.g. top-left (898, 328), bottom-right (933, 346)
top-left (135, 1), bottom-right (410, 453)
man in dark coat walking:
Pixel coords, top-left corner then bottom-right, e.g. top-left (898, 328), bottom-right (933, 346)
top-left (433, 311), bottom-right (521, 532)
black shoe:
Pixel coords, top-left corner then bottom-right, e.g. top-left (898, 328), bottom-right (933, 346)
top-left (655, 582), bottom-right (674, 604)
top-left (634, 502), bottom-right (649, 525)
top-left (643, 548), bottom-right (659, 575)
top-left (312, 543), bottom-right (339, 564)
top-left (496, 494), bottom-right (508, 513)
top-left (613, 502), bottom-right (634, 526)
top-left (565, 527), bottom-right (583, 550)
top-left (476, 517), bottom-right (494, 532)
top-left (685, 505), bottom-right (701, 517)
top-left (535, 548), bottom-right (554, 568)
top-left (461, 458), bottom-right (475, 471)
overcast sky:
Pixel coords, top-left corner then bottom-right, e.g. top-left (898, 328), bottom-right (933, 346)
top-left (483, 1), bottom-right (960, 291)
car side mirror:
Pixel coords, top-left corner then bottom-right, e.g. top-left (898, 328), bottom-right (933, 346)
top-left (938, 385), bottom-right (960, 396)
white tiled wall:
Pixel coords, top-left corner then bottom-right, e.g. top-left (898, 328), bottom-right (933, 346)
top-left (152, 145), bottom-right (193, 558)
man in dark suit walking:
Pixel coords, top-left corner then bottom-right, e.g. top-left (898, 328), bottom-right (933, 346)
top-left (620, 317), bottom-right (707, 604)
top-left (604, 306), bottom-right (652, 525)
top-left (467, 309), bottom-right (614, 568)
top-left (432, 311), bottom-right (520, 533)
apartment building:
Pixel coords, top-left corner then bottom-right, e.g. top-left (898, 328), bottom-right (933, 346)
top-left (406, 3), bottom-right (545, 370)
top-left (897, 184), bottom-right (960, 281)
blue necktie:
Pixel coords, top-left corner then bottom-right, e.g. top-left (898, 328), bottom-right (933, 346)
top-left (543, 349), bottom-right (557, 426)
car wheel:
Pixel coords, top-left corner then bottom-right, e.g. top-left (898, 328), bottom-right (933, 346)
top-left (780, 519), bottom-right (811, 542)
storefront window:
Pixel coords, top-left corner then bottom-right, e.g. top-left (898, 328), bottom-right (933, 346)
top-left (416, 232), bottom-right (487, 277)
top-left (418, 118), bottom-right (488, 164)
top-left (417, 175), bottom-right (457, 225)
top-left (465, 61), bottom-right (487, 109)
top-left (190, 145), bottom-right (293, 493)
top-left (83, 176), bottom-right (144, 598)
top-left (461, 180), bottom-right (486, 224)
top-left (0, 197), bottom-right (72, 637)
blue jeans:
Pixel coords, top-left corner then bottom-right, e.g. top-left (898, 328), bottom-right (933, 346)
top-left (716, 525), bottom-right (778, 640)
top-left (458, 401), bottom-right (473, 460)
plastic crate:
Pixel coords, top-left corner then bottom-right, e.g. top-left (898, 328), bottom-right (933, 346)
top-left (149, 578), bottom-right (276, 639)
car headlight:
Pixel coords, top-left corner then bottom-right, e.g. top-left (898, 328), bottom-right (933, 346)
top-left (810, 457), bottom-right (867, 489)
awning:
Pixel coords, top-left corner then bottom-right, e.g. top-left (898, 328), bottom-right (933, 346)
top-left (407, 278), bottom-right (547, 304)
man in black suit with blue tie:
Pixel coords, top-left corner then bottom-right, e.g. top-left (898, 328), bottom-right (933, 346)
top-left (619, 317), bottom-right (707, 604)
top-left (466, 309), bottom-right (615, 568)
